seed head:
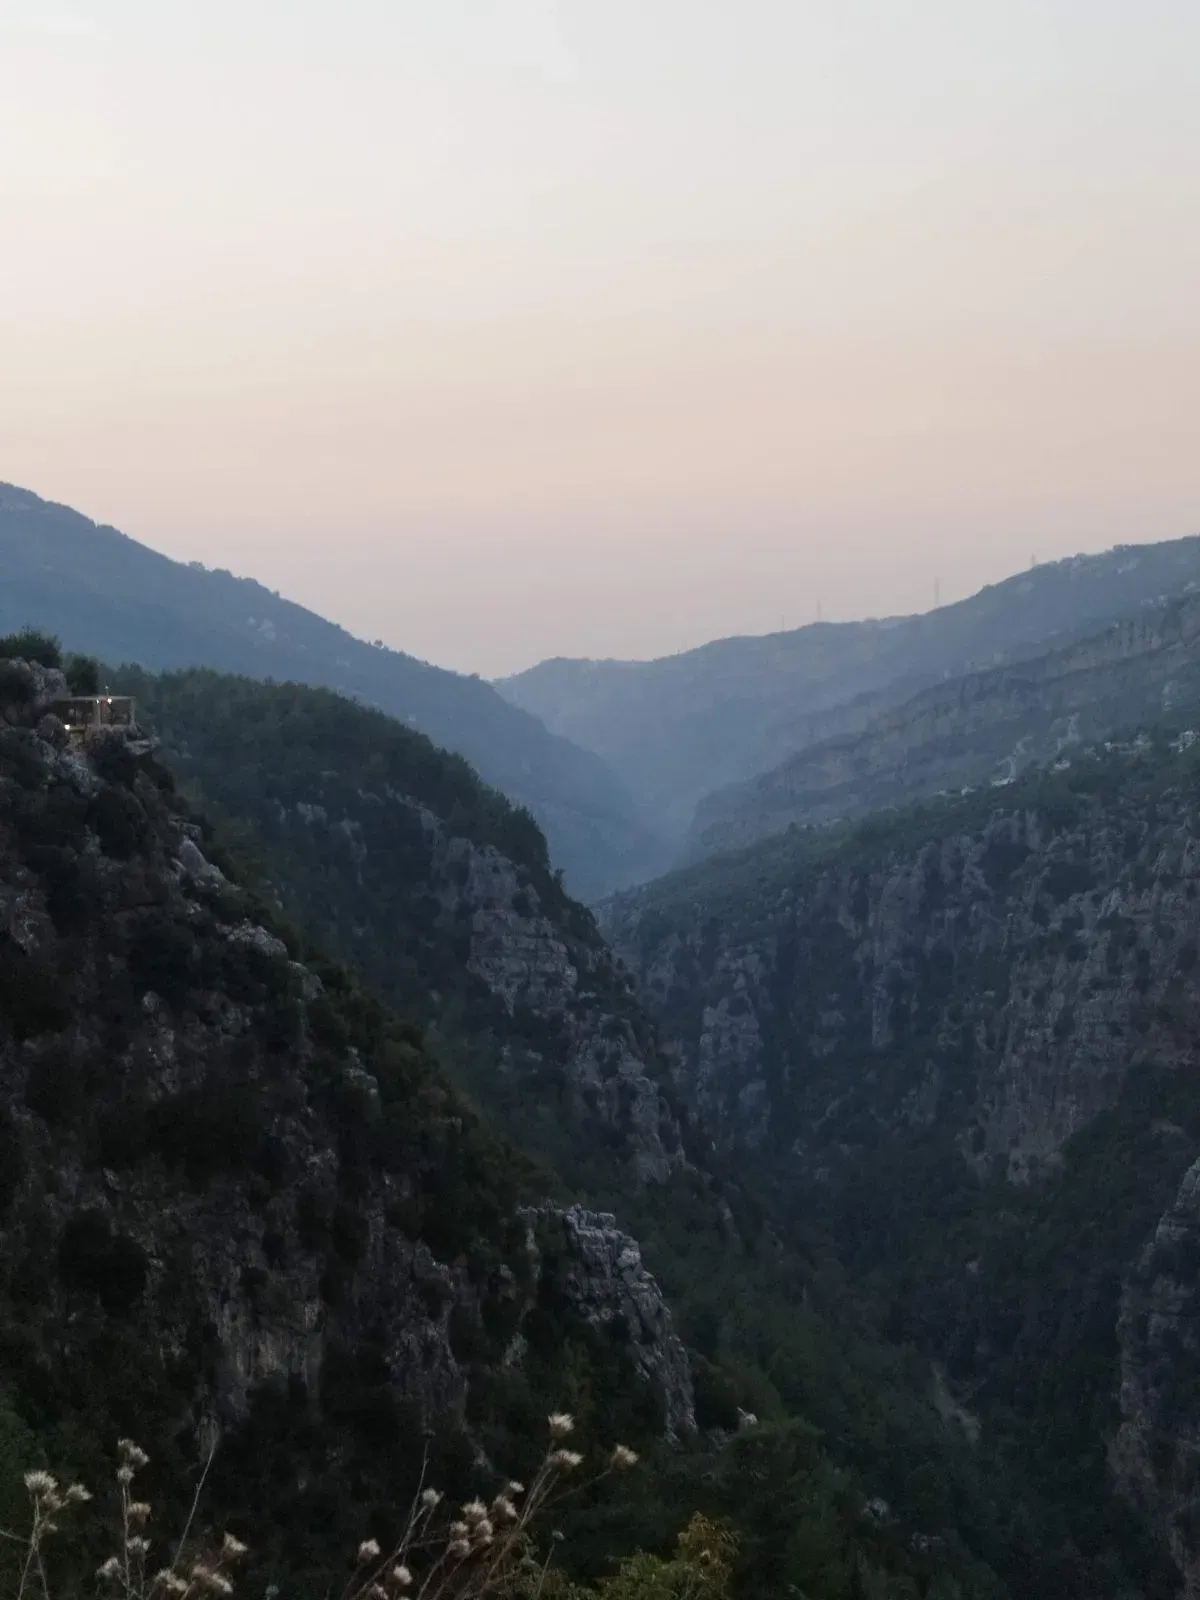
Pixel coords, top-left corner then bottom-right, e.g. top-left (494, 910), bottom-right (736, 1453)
top-left (154, 1570), bottom-right (189, 1596)
top-left (127, 1536), bottom-right (152, 1558)
top-left (97, 1558), bottom-right (123, 1582)
top-left (117, 1466), bottom-right (136, 1486)
top-left (448, 1521), bottom-right (468, 1540)
top-left (506, 1481), bottom-right (525, 1497)
top-left (461, 1499), bottom-right (488, 1524)
top-left (447, 1540), bottom-right (471, 1562)
top-left (65, 1483), bottom-right (93, 1505)
top-left (24, 1470), bottom-right (58, 1498)
top-left (128, 1502), bottom-right (152, 1524)
top-left (190, 1565), bottom-right (233, 1595)
top-left (118, 1441), bottom-right (150, 1471)
top-left (357, 1541), bottom-right (381, 1565)
top-left (610, 1445), bottom-right (639, 1471)
top-left (547, 1413), bottom-right (574, 1439)
top-left (548, 1450), bottom-right (584, 1471)
top-left (221, 1534), bottom-right (249, 1559)
top-left (420, 1489), bottom-right (442, 1510)
top-left (492, 1495), bottom-right (518, 1523)
top-left (390, 1567), bottom-right (412, 1589)
top-left (470, 1519), bottom-right (494, 1544)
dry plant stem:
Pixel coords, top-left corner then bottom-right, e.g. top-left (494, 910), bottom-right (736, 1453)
top-left (345, 1447), bottom-right (433, 1600)
top-left (17, 1504), bottom-right (42, 1600)
top-left (172, 1443), bottom-right (218, 1579)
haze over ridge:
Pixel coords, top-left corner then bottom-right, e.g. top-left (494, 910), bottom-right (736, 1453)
top-left (3, 0), bottom-right (1198, 675)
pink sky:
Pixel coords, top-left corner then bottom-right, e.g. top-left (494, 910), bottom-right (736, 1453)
top-left (3, 1), bottom-right (1198, 675)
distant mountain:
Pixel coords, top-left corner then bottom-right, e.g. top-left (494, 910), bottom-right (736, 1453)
top-left (691, 589), bottom-right (1200, 855)
top-left (0, 484), bottom-right (666, 899)
top-left (498, 538), bottom-right (1200, 840)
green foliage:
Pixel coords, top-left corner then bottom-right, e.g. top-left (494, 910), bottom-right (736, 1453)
top-left (553, 1514), bottom-right (736, 1600)
top-left (0, 628), bottom-right (62, 669)
top-left (64, 654), bottom-right (100, 694)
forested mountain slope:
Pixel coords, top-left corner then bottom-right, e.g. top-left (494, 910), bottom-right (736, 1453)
top-left (0, 484), bottom-right (665, 898)
top-left (606, 741), bottom-right (1200, 1597)
top-left (691, 588), bottom-right (1200, 856)
top-left (500, 538), bottom-right (1200, 839)
top-left (0, 649), bottom-right (696, 1594)
top-left (114, 664), bottom-right (1021, 1599)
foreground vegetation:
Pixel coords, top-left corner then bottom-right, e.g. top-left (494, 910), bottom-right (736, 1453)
top-left (1, 1425), bottom-right (740, 1600)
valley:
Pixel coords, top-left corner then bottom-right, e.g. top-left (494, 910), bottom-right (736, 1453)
top-left (5, 507), bottom-right (1200, 1596)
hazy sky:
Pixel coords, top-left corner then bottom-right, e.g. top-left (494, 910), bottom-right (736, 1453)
top-left (3, 1), bottom-right (1198, 676)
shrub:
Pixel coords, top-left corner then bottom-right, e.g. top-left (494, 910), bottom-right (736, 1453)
top-left (65, 654), bottom-right (101, 694)
top-left (0, 628), bottom-right (62, 669)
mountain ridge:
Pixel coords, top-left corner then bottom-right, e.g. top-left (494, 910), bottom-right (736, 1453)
top-left (499, 536), bottom-right (1200, 840)
top-left (0, 484), bottom-right (666, 900)
top-left (690, 587), bottom-right (1200, 856)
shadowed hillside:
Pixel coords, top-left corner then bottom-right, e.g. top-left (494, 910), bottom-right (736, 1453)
top-left (0, 484), bottom-right (667, 899)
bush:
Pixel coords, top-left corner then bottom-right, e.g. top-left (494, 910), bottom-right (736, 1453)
top-left (65, 654), bottom-right (101, 694)
top-left (0, 628), bottom-right (62, 669)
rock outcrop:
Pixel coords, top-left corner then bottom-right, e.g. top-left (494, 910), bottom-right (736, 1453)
top-left (432, 831), bottom-right (687, 1185)
top-left (522, 1205), bottom-right (696, 1441)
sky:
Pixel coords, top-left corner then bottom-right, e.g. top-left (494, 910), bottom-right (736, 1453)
top-left (2, 1), bottom-right (1199, 677)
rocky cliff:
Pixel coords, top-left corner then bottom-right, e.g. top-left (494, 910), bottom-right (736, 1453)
top-left (614, 753), bottom-right (1200, 1179)
top-left (1116, 1159), bottom-right (1200, 1597)
top-left (117, 669), bottom-right (699, 1197)
top-left (606, 744), bottom-right (1200, 1594)
top-left (0, 654), bottom-right (692, 1581)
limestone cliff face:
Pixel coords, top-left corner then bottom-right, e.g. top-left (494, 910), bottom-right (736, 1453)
top-left (522, 1205), bottom-right (695, 1441)
top-left (0, 658), bottom-right (692, 1542)
top-left (126, 671), bottom-right (694, 1193)
top-left (692, 592), bottom-right (1200, 858)
top-left (429, 828), bottom-right (687, 1185)
top-left (607, 755), bottom-right (1200, 1588)
top-left (613, 786), bottom-right (1200, 1181)
top-left (1116, 1159), bottom-right (1200, 1598)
